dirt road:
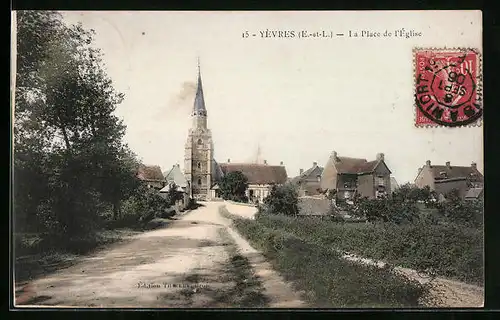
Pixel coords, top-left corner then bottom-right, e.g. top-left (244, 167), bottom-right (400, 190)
top-left (14, 202), bottom-right (306, 308)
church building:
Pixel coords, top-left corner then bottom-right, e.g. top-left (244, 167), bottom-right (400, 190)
top-left (183, 61), bottom-right (287, 202)
top-left (183, 62), bottom-right (222, 200)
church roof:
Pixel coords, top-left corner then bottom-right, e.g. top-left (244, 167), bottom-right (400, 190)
top-left (163, 164), bottom-right (188, 188)
top-left (219, 163), bottom-right (288, 185)
top-left (193, 60), bottom-right (207, 116)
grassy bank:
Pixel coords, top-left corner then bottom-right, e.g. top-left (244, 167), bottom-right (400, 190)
top-left (14, 217), bottom-right (176, 284)
top-left (220, 207), bottom-right (430, 308)
top-left (14, 228), bottom-right (143, 283)
top-left (254, 214), bottom-right (483, 286)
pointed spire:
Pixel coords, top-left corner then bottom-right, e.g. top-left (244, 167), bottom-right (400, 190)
top-left (197, 56), bottom-right (201, 76)
top-left (193, 57), bottom-right (206, 116)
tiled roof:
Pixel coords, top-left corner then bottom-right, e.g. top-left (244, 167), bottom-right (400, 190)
top-left (354, 160), bottom-right (379, 174)
top-left (219, 163), bottom-right (288, 185)
top-left (137, 165), bottom-right (164, 181)
top-left (334, 157), bottom-right (370, 174)
top-left (291, 165), bottom-right (324, 184)
top-left (163, 164), bottom-right (188, 188)
top-left (430, 165), bottom-right (483, 182)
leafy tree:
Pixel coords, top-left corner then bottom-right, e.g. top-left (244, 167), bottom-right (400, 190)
top-left (219, 171), bottom-right (249, 202)
top-left (164, 183), bottom-right (185, 207)
top-left (392, 183), bottom-right (436, 205)
top-left (14, 11), bottom-right (136, 236)
top-left (263, 184), bottom-right (299, 216)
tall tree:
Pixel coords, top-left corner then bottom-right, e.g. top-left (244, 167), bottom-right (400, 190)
top-left (219, 171), bottom-right (249, 202)
top-left (14, 11), bottom-right (136, 235)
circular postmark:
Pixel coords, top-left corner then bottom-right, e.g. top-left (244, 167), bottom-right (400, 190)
top-left (415, 49), bottom-right (482, 127)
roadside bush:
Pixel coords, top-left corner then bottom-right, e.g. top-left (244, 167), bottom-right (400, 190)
top-left (231, 215), bottom-right (428, 307)
top-left (119, 185), bottom-right (172, 227)
top-left (262, 183), bottom-right (299, 216)
top-left (435, 190), bottom-right (483, 228)
top-left (219, 171), bottom-right (249, 202)
top-left (348, 196), bottom-right (419, 224)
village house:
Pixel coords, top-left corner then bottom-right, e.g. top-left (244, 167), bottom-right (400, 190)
top-left (137, 164), bottom-right (165, 190)
top-left (290, 162), bottom-right (324, 197)
top-left (320, 151), bottom-right (392, 201)
top-left (414, 160), bottom-right (483, 200)
top-left (160, 164), bottom-right (191, 210)
top-left (217, 159), bottom-right (288, 203)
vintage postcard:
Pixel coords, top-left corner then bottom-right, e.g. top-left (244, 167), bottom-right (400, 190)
top-left (11, 10), bottom-right (483, 309)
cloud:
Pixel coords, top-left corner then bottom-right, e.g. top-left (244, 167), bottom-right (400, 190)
top-left (168, 81), bottom-right (196, 114)
top-left (153, 81), bottom-right (196, 121)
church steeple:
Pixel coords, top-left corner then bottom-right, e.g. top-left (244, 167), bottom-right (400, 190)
top-left (184, 57), bottom-right (213, 201)
top-left (193, 57), bottom-right (207, 116)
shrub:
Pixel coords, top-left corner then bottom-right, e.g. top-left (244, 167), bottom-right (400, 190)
top-left (435, 190), bottom-right (483, 228)
top-left (348, 196), bottom-right (419, 224)
top-left (263, 183), bottom-right (299, 216)
top-left (219, 171), bottom-right (249, 202)
top-left (118, 185), bottom-right (172, 227)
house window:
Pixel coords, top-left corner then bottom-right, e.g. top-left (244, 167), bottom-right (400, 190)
top-left (197, 162), bottom-right (201, 169)
top-left (197, 139), bottom-right (203, 145)
top-left (197, 178), bottom-right (202, 185)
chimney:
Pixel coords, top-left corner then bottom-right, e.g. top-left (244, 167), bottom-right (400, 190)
top-left (426, 160), bottom-right (431, 166)
top-left (471, 162), bottom-right (477, 170)
top-left (313, 161), bottom-right (318, 167)
top-left (227, 158), bottom-right (230, 163)
top-left (264, 160), bottom-right (267, 165)
top-left (280, 161), bottom-right (284, 166)
top-left (446, 161), bottom-right (451, 168)
top-left (332, 151), bottom-right (338, 161)
top-left (376, 153), bottom-right (384, 161)
top-left (299, 169), bottom-right (304, 175)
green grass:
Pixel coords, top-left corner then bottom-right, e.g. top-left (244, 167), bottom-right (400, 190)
top-left (220, 207), bottom-right (429, 308)
top-left (255, 214), bottom-right (483, 286)
top-left (14, 228), bottom-right (141, 283)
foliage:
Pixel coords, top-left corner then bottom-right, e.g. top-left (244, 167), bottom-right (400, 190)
top-left (120, 184), bottom-right (172, 225)
top-left (162, 183), bottom-right (184, 207)
top-left (252, 214), bottom-right (483, 285)
top-left (393, 183), bottom-right (437, 205)
top-left (221, 207), bottom-right (429, 307)
top-left (219, 171), bottom-right (249, 202)
top-left (347, 195), bottom-right (419, 224)
top-left (435, 189), bottom-right (483, 228)
top-left (13, 11), bottom-right (160, 239)
top-left (262, 183), bottom-right (299, 216)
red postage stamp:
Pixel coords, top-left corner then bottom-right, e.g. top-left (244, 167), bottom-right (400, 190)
top-left (414, 48), bottom-right (483, 127)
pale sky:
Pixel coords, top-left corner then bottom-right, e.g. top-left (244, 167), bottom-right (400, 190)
top-left (60, 10), bottom-right (483, 184)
